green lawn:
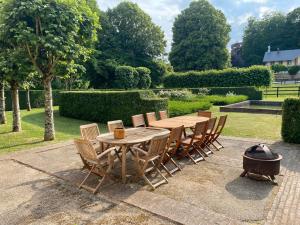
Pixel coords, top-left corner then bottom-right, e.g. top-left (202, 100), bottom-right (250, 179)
top-left (0, 105), bottom-right (283, 154)
top-left (0, 107), bottom-right (107, 154)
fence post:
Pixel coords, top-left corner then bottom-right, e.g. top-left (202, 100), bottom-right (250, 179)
top-left (277, 87), bottom-right (279, 98)
top-left (298, 86), bottom-right (300, 97)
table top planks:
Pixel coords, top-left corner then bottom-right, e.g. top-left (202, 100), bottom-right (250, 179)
top-left (148, 115), bottom-right (209, 129)
top-left (97, 127), bottom-right (170, 145)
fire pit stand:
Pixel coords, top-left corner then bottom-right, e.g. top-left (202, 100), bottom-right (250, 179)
top-left (240, 144), bottom-right (282, 184)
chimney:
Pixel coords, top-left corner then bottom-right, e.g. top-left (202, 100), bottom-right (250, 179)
top-left (268, 45), bottom-right (271, 53)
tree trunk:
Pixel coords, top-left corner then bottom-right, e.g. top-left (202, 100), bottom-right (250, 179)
top-left (26, 89), bottom-right (31, 111)
top-left (11, 80), bottom-right (21, 132)
top-left (0, 81), bottom-right (6, 124)
top-left (43, 77), bottom-right (55, 141)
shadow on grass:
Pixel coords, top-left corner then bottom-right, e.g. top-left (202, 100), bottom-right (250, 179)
top-left (22, 110), bottom-right (99, 136)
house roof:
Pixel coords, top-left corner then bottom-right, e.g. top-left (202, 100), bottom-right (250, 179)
top-left (263, 49), bottom-right (300, 62)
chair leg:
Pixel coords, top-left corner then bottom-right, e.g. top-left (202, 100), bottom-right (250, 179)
top-left (161, 163), bottom-right (173, 177)
top-left (170, 158), bottom-right (182, 171)
top-left (215, 139), bottom-right (224, 149)
top-left (79, 165), bottom-right (95, 189)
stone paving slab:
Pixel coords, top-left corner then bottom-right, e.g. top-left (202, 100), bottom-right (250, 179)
top-left (0, 160), bottom-right (176, 225)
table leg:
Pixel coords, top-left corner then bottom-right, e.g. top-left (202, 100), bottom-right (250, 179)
top-left (121, 145), bottom-right (127, 184)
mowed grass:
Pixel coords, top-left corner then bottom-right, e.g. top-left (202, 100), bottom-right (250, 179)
top-left (0, 106), bottom-right (107, 154)
top-left (210, 106), bottom-right (282, 141)
top-left (0, 105), bottom-right (283, 154)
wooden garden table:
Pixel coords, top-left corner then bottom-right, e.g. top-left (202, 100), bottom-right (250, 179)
top-left (148, 115), bottom-right (209, 129)
top-left (97, 127), bottom-right (170, 183)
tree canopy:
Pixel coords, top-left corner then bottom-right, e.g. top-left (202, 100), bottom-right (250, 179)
top-left (87, 1), bottom-right (167, 88)
top-left (242, 8), bottom-right (300, 66)
top-left (169, 0), bottom-right (231, 71)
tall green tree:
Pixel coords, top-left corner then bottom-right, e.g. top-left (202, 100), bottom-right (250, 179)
top-left (0, 0), bottom-right (99, 140)
top-left (242, 12), bottom-right (286, 66)
top-left (284, 8), bottom-right (300, 49)
top-left (169, 0), bottom-right (231, 71)
top-left (87, 2), bottom-right (166, 87)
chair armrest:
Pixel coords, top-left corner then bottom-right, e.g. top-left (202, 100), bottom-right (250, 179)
top-left (97, 147), bottom-right (116, 159)
top-left (131, 146), bottom-right (148, 155)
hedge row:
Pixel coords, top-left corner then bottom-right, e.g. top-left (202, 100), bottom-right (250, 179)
top-left (168, 101), bottom-right (212, 117)
top-left (154, 86), bottom-right (263, 100)
top-left (5, 90), bottom-right (60, 111)
top-left (164, 66), bottom-right (272, 88)
top-left (281, 98), bottom-right (300, 144)
top-left (59, 90), bottom-right (168, 125)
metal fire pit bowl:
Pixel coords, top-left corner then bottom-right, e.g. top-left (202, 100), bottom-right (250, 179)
top-left (240, 144), bottom-right (282, 184)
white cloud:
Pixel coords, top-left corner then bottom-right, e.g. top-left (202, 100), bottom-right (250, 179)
top-left (237, 12), bottom-right (253, 25)
top-left (258, 6), bottom-right (274, 18)
top-left (238, 0), bottom-right (269, 3)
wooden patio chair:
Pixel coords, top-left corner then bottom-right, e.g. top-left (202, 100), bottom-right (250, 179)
top-left (131, 133), bottom-right (169, 190)
top-left (159, 110), bottom-right (168, 120)
top-left (74, 139), bottom-right (116, 194)
top-left (107, 120), bottom-right (124, 133)
top-left (160, 125), bottom-right (184, 176)
top-left (198, 111), bottom-right (212, 118)
top-left (201, 117), bottom-right (217, 155)
top-left (80, 123), bottom-right (102, 153)
top-left (132, 114), bottom-right (146, 128)
top-left (179, 121), bottom-right (209, 164)
top-left (146, 112), bottom-right (157, 126)
top-left (209, 115), bottom-right (228, 150)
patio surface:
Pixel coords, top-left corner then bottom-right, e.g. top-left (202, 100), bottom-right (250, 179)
top-left (0, 136), bottom-right (300, 225)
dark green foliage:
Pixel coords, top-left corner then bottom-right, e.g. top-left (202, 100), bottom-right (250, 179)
top-left (201, 95), bottom-right (248, 106)
top-left (87, 2), bottom-right (166, 88)
top-left (242, 8), bottom-right (300, 66)
top-left (281, 98), bottom-right (300, 144)
top-left (136, 67), bottom-right (151, 89)
top-left (207, 87), bottom-right (263, 100)
top-left (288, 66), bottom-right (300, 75)
top-left (271, 64), bottom-right (288, 73)
top-left (168, 100), bottom-right (212, 117)
top-left (169, 0), bottom-right (230, 71)
top-left (59, 91), bottom-right (168, 125)
top-left (5, 90), bottom-right (60, 111)
top-left (164, 66), bottom-right (272, 88)
top-left (114, 66), bottom-right (138, 89)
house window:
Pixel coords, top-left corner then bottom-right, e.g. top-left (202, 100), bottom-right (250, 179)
top-left (287, 60), bottom-right (292, 65)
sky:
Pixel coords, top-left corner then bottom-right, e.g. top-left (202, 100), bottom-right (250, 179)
top-left (97, 0), bottom-right (299, 52)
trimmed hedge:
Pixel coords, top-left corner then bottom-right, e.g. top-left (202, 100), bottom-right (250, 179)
top-left (281, 98), bottom-right (300, 144)
top-left (168, 100), bottom-right (212, 117)
top-left (154, 86), bottom-right (262, 100)
top-left (164, 66), bottom-right (272, 88)
top-left (201, 95), bottom-right (248, 106)
top-left (5, 90), bottom-right (60, 111)
top-left (59, 90), bottom-right (168, 125)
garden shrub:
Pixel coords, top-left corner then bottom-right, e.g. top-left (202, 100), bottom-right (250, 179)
top-left (5, 90), bottom-right (60, 111)
top-left (157, 89), bottom-right (195, 101)
top-left (114, 66), bottom-right (139, 89)
top-left (271, 64), bottom-right (287, 73)
top-left (136, 67), bottom-right (152, 89)
top-left (281, 98), bottom-right (300, 144)
top-left (201, 95), bottom-right (248, 106)
top-left (164, 66), bottom-right (272, 88)
top-left (168, 100), bottom-right (212, 117)
top-left (59, 90), bottom-right (167, 125)
top-left (201, 87), bottom-right (262, 100)
top-left (288, 65), bottom-right (300, 75)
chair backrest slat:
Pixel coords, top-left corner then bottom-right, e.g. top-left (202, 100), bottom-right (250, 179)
top-left (146, 112), bottom-right (157, 125)
top-left (194, 121), bottom-right (208, 137)
top-left (159, 110), bottom-right (168, 120)
top-left (147, 134), bottom-right (169, 158)
top-left (208, 117), bottom-right (217, 131)
top-left (198, 111), bottom-right (212, 118)
top-left (107, 120), bottom-right (124, 133)
top-left (214, 115), bottom-right (228, 138)
top-left (74, 139), bottom-right (98, 162)
top-left (80, 123), bottom-right (100, 141)
top-left (168, 125), bottom-right (184, 148)
top-left (132, 114), bottom-right (146, 127)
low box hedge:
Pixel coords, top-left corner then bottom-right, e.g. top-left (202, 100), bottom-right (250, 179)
top-left (201, 95), bottom-right (248, 106)
top-left (59, 90), bottom-right (168, 125)
top-left (164, 66), bottom-right (272, 88)
top-left (281, 98), bottom-right (300, 144)
top-left (168, 100), bottom-right (212, 117)
top-left (5, 90), bottom-right (60, 111)
top-left (153, 86), bottom-right (262, 100)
